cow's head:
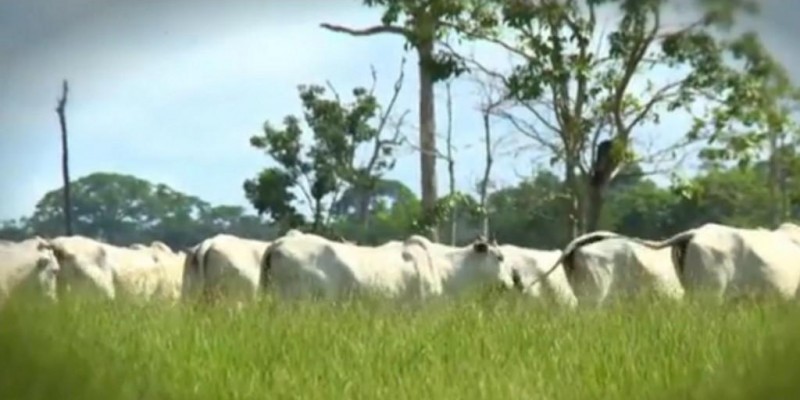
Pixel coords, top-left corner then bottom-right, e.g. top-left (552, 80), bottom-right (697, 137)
top-left (466, 236), bottom-right (514, 290)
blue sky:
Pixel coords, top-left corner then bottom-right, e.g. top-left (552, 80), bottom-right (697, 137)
top-left (1, 0), bottom-right (797, 221)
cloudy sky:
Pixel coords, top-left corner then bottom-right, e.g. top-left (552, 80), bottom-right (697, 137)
top-left (0, 0), bottom-right (797, 221)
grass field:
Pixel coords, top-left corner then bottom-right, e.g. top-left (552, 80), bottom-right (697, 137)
top-left (1, 294), bottom-right (799, 400)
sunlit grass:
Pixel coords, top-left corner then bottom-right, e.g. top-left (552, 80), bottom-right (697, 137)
top-left (1, 293), bottom-right (799, 399)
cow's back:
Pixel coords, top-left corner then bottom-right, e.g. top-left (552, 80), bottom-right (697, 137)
top-left (264, 234), bottom-right (339, 299)
top-left (732, 228), bottom-right (800, 298)
top-left (203, 235), bottom-right (269, 298)
top-left (330, 242), bottom-right (415, 296)
top-left (108, 246), bottom-right (166, 300)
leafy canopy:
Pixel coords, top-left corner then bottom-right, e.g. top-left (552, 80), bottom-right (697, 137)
top-left (245, 76), bottom-right (403, 232)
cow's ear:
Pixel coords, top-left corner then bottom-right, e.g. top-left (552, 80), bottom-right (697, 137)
top-left (472, 241), bottom-right (488, 253)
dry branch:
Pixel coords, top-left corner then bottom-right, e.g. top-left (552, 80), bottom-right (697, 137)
top-left (55, 79), bottom-right (73, 236)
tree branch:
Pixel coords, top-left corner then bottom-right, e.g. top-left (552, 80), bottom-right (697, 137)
top-left (55, 79), bottom-right (73, 236)
top-left (611, 5), bottom-right (661, 140)
top-left (625, 78), bottom-right (686, 132)
top-left (372, 57), bottom-right (406, 139)
top-left (320, 23), bottom-right (407, 37)
top-left (445, 80), bottom-right (457, 245)
top-left (325, 80), bottom-right (342, 103)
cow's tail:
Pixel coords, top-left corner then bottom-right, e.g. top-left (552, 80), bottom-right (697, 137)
top-left (259, 241), bottom-right (278, 293)
top-left (182, 238), bottom-right (213, 301)
top-left (402, 235), bottom-right (441, 298)
top-left (181, 246), bottom-right (199, 299)
top-left (527, 231), bottom-right (624, 290)
top-left (628, 229), bottom-right (698, 285)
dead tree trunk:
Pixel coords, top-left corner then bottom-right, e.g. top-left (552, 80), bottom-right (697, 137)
top-left (443, 82), bottom-right (457, 245)
top-left (478, 106), bottom-right (494, 237)
top-left (55, 80), bottom-right (73, 236)
top-left (417, 39), bottom-right (439, 242)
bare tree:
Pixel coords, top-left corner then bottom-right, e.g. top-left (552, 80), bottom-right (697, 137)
top-left (55, 80), bottom-right (73, 236)
top-left (443, 81), bottom-right (457, 245)
top-left (323, 58), bottom-right (409, 230)
top-left (440, 1), bottom-right (735, 237)
top-left (473, 75), bottom-right (506, 237)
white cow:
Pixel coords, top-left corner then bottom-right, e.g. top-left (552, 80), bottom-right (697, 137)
top-left (134, 241), bottom-right (186, 301)
top-left (534, 232), bottom-right (684, 306)
top-left (630, 223), bottom-right (800, 301)
top-left (400, 235), bottom-right (513, 297)
top-left (533, 232), bottom-right (683, 307)
top-left (498, 245), bottom-right (577, 308)
top-left (0, 236), bottom-right (60, 306)
top-left (45, 235), bottom-right (180, 301)
top-left (260, 233), bottom-right (425, 300)
top-left (182, 234), bottom-right (270, 302)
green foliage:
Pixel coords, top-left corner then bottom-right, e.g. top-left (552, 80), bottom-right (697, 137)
top-left (485, 169), bottom-right (573, 248)
top-left (7, 152), bottom-right (800, 248)
top-left (2, 295), bottom-right (800, 399)
top-left (245, 80), bottom-right (400, 233)
top-left (332, 179), bottom-right (423, 244)
top-left (691, 32), bottom-right (800, 167)
top-left (0, 219), bottom-right (31, 241)
top-left (412, 190), bottom-right (482, 236)
top-left (243, 168), bottom-right (304, 228)
top-left (0, 172), bottom-right (276, 248)
top-left (438, 0), bottom-right (794, 234)
top-left (359, 0), bottom-right (483, 82)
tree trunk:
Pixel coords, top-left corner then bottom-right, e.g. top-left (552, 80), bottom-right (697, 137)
top-left (357, 191), bottom-right (372, 231)
top-left (444, 81), bottom-right (456, 245)
top-left (585, 139), bottom-right (619, 233)
top-left (767, 131), bottom-right (781, 226)
top-left (448, 158), bottom-right (457, 245)
top-left (417, 40), bottom-right (439, 242)
top-left (586, 183), bottom-right (605, 233)
top-left (564, 160), bottom-right (583, 239)
top-left (55, 80), bottom-right (73, 236)
top-left (479, 111), bottom-right (493, 238)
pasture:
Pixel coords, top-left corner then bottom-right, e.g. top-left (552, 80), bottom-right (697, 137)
top-left (2, 293), bottom-right (799, 400)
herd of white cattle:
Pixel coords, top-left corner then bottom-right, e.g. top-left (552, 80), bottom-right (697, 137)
top-left (3, 221), bottom-right (800, 310)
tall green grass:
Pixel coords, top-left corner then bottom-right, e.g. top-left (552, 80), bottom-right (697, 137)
top-left (1, 294), bottom-right (799, 400)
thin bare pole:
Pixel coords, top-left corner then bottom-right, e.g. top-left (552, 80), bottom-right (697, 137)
top-left (55, 79), bottom-right (73, 236)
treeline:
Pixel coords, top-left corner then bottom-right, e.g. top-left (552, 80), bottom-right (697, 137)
top-left (9, 2), bottom-right (800, 246)
top-left (3, 157), bottom-right (797, 250)
top-left (237, 1), bottom-right (800, 244)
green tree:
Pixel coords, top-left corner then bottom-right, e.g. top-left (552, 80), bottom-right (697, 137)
top-left (27, 172), bottom-right (179, 244)
top-left (0, 219), bottom-right (32, 241)
top-left (449, 0), bottom-right (784, 238)
top-left (320, 0), bottom-right (491, 241)
top-left (674, 165), bottom-right (775, 229)
top-left (245, 64), bottom-right (405, 235)
top-left (332, 178), bottom-right (422, 244)
top-left (486, 169), bottom-right (572, 249)
top-left (16, 172), bottom-right (274, 249)
top-left (688, 31), bottom-right (800, 226)
top-left (604, 178), bottom-right (682, 239)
